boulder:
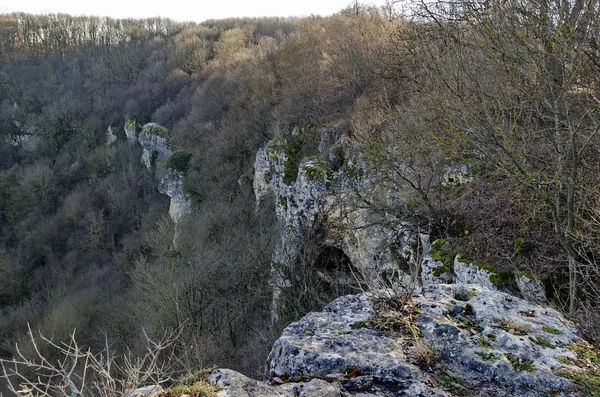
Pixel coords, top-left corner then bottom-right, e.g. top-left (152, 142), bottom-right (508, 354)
top-left (265, 284), bottom-right (590, 396)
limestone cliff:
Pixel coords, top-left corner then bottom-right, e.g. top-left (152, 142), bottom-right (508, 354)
top-left (136, 122), bottom-right (191, 226)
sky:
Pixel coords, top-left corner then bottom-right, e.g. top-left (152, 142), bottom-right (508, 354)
top-left (0, 0), bottom-right (388, 22)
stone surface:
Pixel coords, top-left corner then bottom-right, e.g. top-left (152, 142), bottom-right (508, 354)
top-left (442, 164), bottom-right (472, 186)
top-left (268, 293), bottom-right (422, 382)
top-left (158, 169), bottom-right (191, 224)
top-left (206, 369), bottom-right (344, 396)
top-left (136, 123), bottom-right (190, 228)
top-left (265, 285), bottom-right (588, 396)
top-left (516, 274), bottom-right (546, 302)
top-left (106, 125), bottom-right (117, 146)
top-left (415, 284), bottom-right (579, 395)
top-left (421, 254), bottom-right (452, 286)
top-left (254, 137), bottom-right (422, 324)
top-left (138, 123), bottom-right (171, 170)
top-left (453, 258), bottom-right (498, 290)
top-left (128, 385), bottom-right (164, 397)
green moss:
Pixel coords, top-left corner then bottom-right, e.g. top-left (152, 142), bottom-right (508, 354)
top-left (476, 351), bottom-right (500, 361)
top-left (478, 335), bottom-right (492, 348)
top-left (535, 337), bottom-right (556, 349)
top-left (279, 123), bottom-right (319, 185)
top-left (268, 147), bottom-right (279, 162)
top-left (432, 265), bottom-right (447, 277)
top-left (279, 196), bottom-right (288, 211)
top-left (555, 356), bottom-right (572, 365)
top-left (542, 326), bottom-right (563, 335)
top-left (505, 353), bottom-right (535, 372)
top-left (556, 368), bottom-right (600, 396)
top-left (146, 123), bottom-right (170, 137)
top-left (124, 118), bottom-right (137, 135)
top-left (453, 316), bottom-right (484, 333)
top-left (166, 367), bottom-right (221, 396)
top-left (453, 285), bottom-right (476, 301)
top-left (303, 164), bottom-right (326, 179)
top-left (164, 150), bottom-right (193, 175)
top-left (431, 238), bottom-right (448, 251)
top-left (436, 372), bottom-right (467, 396)
top-left (570, 341), bottom-right (600, 365)
top-left (555, 342), bottom-right (600, 396)
top-left (145, 123), bottom-right (173, 148)
top-left (343, 163), bottom-right (360, 179)
top-left (429, 239), bottom-right (455, 276)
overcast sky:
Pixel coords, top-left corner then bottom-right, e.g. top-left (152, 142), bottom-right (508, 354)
top-left (0, 0), bottom-right (387, 22)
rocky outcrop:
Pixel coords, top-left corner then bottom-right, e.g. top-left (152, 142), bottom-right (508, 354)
top-left (422, 239), bottom-right (547, 302)
top-left (106, 125), bottom-right (117, 146)
top-left (137, 123), bottom-right (191, 226)
top-left (187, 284), bottom-right (593, 396)
top-left (125, 119), bottom-right (138, 144)
top-left (158, 169), bottom-right (191, 224)
top-left (206, 369), bottom-right (344, 396)
top-left (254, 133), bottom-right (422, 324)
top-left (138, 123), bottom-right (171, 171)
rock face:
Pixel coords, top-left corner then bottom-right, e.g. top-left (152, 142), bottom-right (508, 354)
top-left (195, 284), bottom-right (590, 396)
top-left (414, 284), bottom-right (579, 395)
top-left (137, 123), bottom-right (191, 226)
top-left (106, 125), bottom-right (117, 146)
top-left (206, 369), bottom-right (344, 397)
top-left (254, 134), bottom-right (422, 324)
top-left (422, 240), bottom-right (547, 302)
top-left (138, 123), bottom-right (171, 171)
top-left (158, 169), bottom-right (191, 224)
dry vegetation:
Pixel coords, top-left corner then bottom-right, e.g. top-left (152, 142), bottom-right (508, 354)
top-left (0, 0), bottom-right (599, 393)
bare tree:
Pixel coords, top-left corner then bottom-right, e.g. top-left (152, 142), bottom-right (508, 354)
top-left (404, 0), bottom-right (600, 314)
top-left (1, 324), bottom-right (183, 397)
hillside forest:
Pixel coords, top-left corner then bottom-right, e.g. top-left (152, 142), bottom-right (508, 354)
top-left (0, 0), bottom-right (599, 392)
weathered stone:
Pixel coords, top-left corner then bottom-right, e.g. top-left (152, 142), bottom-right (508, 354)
top-left (415, 284), bottom-right (580, 395)
top-left (516, 274), bottom-right (546, 302)
top-left (264, 285), bottom-right (589, 396)
top-left (158, 169), bottom-right (191, 224)
top-left (421, 254), bottom-right (452, 286)
top-left (453, 258), bottom-right (498, 290)
top-left (205, 368), bottom-right (344, 396)
top-left (106, 125), bottom-right (117, 146)
top-left (136, 123), bottom-right (190, 233)
top-left (138, 123), bottom-right (171, 170)
top-left (254, 137), bottom-right (421, 324)
top-left (128, 385), bottom-right (163, 397)
top-left (442, 164), bottom-right (472, 186)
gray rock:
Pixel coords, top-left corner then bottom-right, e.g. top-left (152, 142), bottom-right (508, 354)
top-left (442, 164), bottom-right (472, 186)
top-left (453, 258), bottom-right (498, 290)
top-left (415, 284), bottom-right (580, 395)
top-left (138, 123), bottom-right (171, 170)
top-left (206, 368), bottom-right (345, 396)
top-left (254, 138), bottom-right (422, 325)
top-left (158, 169), bottom-right (191, 224)
top-left (265, 285), bottom-right (588, 396)
top-left (421, 254), bottom-right (452, 286)
top-left (106, 125), bottom-right (117, 146)
top-left (128, 385), bottom-right (163, 397)
top-left (516, 274), bottom-right (546, 302)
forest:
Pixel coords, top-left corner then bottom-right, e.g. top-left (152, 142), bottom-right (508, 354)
top-left (0, 0), bottom-right (599, 394)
